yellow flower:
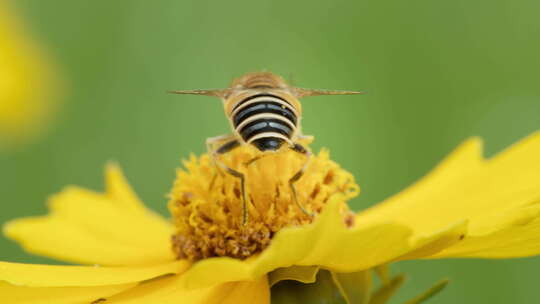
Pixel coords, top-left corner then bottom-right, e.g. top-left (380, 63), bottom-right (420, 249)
top-left (2, 132), bottom-right (540, 303)
top-left (0, 1), bottom-right (60, 148)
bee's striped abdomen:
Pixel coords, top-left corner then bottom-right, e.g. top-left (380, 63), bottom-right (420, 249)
top-left (232, 94), bottom-right (298, 151)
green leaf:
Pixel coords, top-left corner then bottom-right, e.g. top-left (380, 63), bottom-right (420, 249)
top-left (271, 270), bottom-right (347, 304)
top-left (369, 274), bottom-right (406, 304)
top-left (374, 265), bottom-right (390, 285)
top-left (331, 270), bottom-right (372, 304)
top-left (403, 279), bottom-right (449, 304)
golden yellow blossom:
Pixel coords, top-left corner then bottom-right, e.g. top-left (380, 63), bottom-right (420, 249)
top-left (169, 146), bottom-right (359, 261)
top-left (1, 132), bottom-right (540, 303)
top-left (0, 1), bottom-right (60, 148)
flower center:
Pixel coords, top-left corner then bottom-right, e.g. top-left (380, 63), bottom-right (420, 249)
top-left (168, 143), bottom-right (360, 261)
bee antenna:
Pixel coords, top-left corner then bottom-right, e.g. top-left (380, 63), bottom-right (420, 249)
top-left (293, 88), bottom-right (366, 98)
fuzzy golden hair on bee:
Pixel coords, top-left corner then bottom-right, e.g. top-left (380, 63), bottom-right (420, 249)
top-left (169, 72), bottom-right (363, 224)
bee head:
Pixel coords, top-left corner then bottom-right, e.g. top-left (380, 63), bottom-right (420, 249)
top-left (230, 72), bottom-right (288, 90)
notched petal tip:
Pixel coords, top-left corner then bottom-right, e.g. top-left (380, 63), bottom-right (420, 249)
top-left (105, 160), bottom-right (122, 178)
top-left (3, 164), bottom-right (175, 266)
top-left (2, 218), bottom-right (21, 240)
top-left (397, 220), bottom-right (469, 261)
top-left (432, 204), bottom-right (540, 259)
top-left (357, 131), bottom-right (540, 261)
top-left (104, 162), bottom-right (147, 212)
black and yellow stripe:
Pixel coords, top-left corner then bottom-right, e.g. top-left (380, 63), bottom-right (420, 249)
top-left (231, 94), bottom-right (298, 151)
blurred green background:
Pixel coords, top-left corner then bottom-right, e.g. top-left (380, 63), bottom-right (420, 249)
top-left (1, 0), bottom-right (539, 303)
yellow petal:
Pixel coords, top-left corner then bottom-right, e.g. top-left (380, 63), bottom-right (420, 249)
top-left (395, 220), bottom-right (467, 261)
top-left (105, 163), bottom-right (154, 214)
top-left (0, 281), bottom-right (135, 304)
top-left (432, 204), bottom-right (540, 258)
top-left (0, 260), bottom-right (187, 287)
top-left (3, 165), bottom-right (175, 266)
top-left (268, 266), bottom-right (319, 287)
top-left (0, 1), bottom-right (60, 147)
top-left (175, 198), bottom-right (464, 290)
top-left (358, 133), bottom-right (540, 258)
top-left (103, 275), bottom-right (269, 304)
top-left (176, 198), bottom-right (412, 289)
top-left (214, 278), bottom-right (270, 304)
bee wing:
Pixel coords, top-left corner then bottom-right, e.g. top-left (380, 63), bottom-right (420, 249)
top-left (168, 89), bottom-right (230, 98)
top-left (293, 88), bottom-right (365, 98)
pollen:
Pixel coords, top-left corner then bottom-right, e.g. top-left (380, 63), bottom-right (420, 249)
top-left (168, 143), bottom-right (360, 261)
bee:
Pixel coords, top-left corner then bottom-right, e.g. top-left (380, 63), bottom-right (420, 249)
top-left (170, 72), bottom-right (363, 224)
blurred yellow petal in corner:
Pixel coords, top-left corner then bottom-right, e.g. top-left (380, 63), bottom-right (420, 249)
top-left (1, 133), bottom-right (540, 303)
top-left (0, 1), bottom-right (60, 148)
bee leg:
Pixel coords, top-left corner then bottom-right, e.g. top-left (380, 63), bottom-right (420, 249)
top-left (206, 135), bottom-right (237, 189)
top-left (244, 153), bottom-right (271, 167)
top-left (209, 138), bottom-right (249, 225)
top-left (206, 134), bottom-right (237, 159)
top-left (289, 143), bottom-right (314, 217)
top-left (220, 162), bottom-right (248, 226)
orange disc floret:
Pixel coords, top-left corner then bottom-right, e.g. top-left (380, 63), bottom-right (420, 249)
top-left (168, 144), bottom-right (360, 261)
